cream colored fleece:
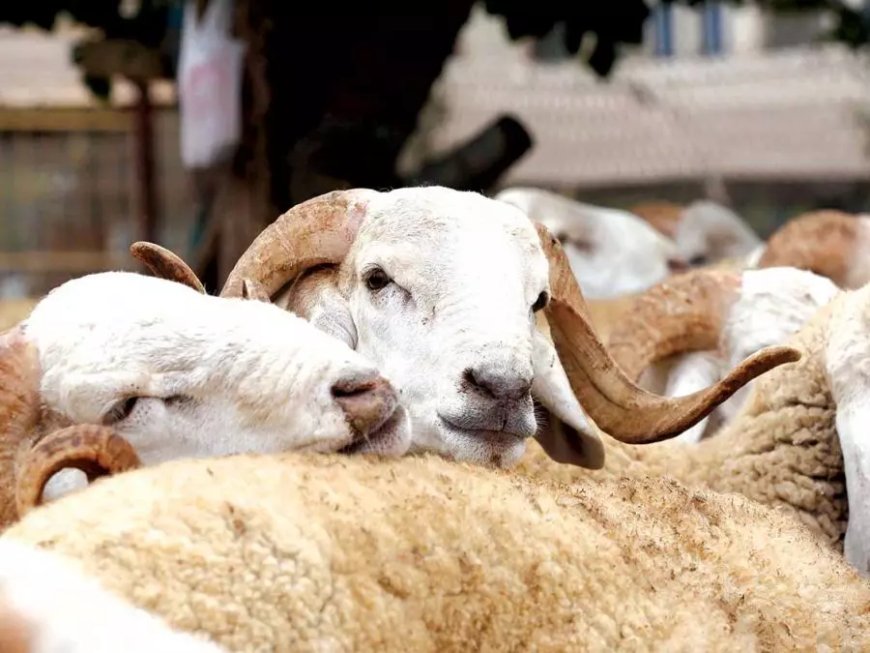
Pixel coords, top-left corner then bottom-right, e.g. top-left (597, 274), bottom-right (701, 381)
top-left (518, 290), bottom-right (847, 548)
top-left (4, 452), bottom-right (870, 652)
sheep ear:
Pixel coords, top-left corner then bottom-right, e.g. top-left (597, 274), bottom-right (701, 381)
top-left (834, 400), bottom-right (870, 575)
top-left (275, 268), bottom-right (358, 349)
top-left (824, 291), bottom-right (870, 575)
top-left (531, 329), bottom-right (605, 469)
top-left (655, 351), bottom-right (725, 444)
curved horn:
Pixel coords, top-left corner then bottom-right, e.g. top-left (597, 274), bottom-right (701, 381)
top-left (757, 210), bottom-right (857, 287)
top-left (0, 328), bottom-right (41, 529)
top-left (605, 269), bottom-right (741, 381)
top-left (219, 190), bottom-right (374, 300)
top-left (130, 241), bottom-right (205, 294)
top-left (534, 223), bottom-right (801, 445)
top-left (15, 425), bottom-right (140, 517)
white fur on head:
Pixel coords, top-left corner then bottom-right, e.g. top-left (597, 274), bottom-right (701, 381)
top-left (279, 186), bottom-right (604, 468)
top-left (495, 187), bottom-right (681, 299)
top-left (0, 539), bottom-right (225, 652)
top-left (675, 200), bottom-right (761, 265)
top-left (22, 272), bottom-right (410, 469)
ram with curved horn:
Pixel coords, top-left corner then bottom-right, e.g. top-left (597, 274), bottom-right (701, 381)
top-left (221, 186), bottom-right (799, 469)
top-left (0, 265), bottom-right (412, 531)
top-left (516, 266), bottom-right (870, 575)
top-left (605, 265), bottom-right (839, 443)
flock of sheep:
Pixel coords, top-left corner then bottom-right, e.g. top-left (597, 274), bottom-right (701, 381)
top-left (1, 185), bottom-right (870, 651)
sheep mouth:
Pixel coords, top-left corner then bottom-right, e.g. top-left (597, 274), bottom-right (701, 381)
top-left (437, 416), bottom-right (528, 446)
top-left (339, 406), bottom-right (410, 456)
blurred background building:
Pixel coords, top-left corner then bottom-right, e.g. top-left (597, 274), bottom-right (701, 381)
top-left (3, 1), bottom-right (870, 301)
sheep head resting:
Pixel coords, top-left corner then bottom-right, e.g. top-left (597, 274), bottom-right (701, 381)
top-left (219, 186), bottom-right (800, 469)
top-left (494, 187), bottom-right (687, 299)
top-left (0, 270), bottom-right (411, 526)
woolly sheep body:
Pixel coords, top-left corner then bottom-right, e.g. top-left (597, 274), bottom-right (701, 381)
top-left (4, 453), bottom-right (870, 652)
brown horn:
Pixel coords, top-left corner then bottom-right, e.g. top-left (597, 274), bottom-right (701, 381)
top-left (130, 241), bottom-right (205, 294)
top-left (219, 189), bottom-right (374, 300)
top-left (534, 223), bottom-right (801, 445)
top-left (605, 269), bottom-right (741, 381)
top-left (756, 210), bottom-right (857, 287)
top-left (15, 425), bottom-right (140, 517)
top-left (0, 328), bottom-right (41, 529)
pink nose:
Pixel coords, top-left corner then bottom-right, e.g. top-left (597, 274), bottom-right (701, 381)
top-left (331, 374), bottom-right (398, 434)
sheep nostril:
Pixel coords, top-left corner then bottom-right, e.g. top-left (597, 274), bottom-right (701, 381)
top-left (332, 375), bottom-right (397, 435)
top-left (463, 366), bottom-right (532, 401)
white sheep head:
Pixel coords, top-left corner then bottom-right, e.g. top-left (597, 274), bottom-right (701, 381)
top-left (218, 186), bottom-right (800, 470)
top-left (495, 186), bottom-right (688, 298)
top-left (0, 262), bottom-right (411, 528)
top-left (672, 200), bottom-right (761, 266)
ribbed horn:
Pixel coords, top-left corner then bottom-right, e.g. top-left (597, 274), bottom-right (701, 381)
top-left (130, 241), bottom-right (205, 293)
top-left (534, 223), bottom-right (800, 445)
top-left (15, 425), bottom-right (140, 517)
top-left (220, 189), bottom-right (375, 300)
top-left (605, 269), bottom-right (741, 381)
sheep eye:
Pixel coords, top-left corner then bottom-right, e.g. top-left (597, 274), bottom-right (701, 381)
top-left (102, 396), bottom-right (139, 425)
top-left (532, 291), bottom-right (549, 313)
top-left (364, 268), bottom-right (392, 292)
top-left (688, 255), bottom-right (708, 267)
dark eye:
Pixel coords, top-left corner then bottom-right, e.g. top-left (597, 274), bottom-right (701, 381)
top-left (688, 255), bottom-right (708, 267)
top-left (102, 396), bottom-right (139, 425)
top-left (364, 267), bottom-right (392, 292)
top-left (532, 291), bottom-right (549, 313)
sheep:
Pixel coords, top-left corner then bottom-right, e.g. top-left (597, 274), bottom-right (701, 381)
top-left (756, 209), bottom-right (870, 289)
top-left (628, 267), bottom-right (840, 444)
top-left (517, 267), bottom-right (870, 575)
top-left (216, 186), bottom-right (798, 473)
top-left (494, 186), bottom-right (688, 298)
top-left (3, 451), bottom-right (870, 651)
top-left (0, 539), bottom-right (226, 652)
top-left (671, 200), bottom-right (762, 268)
top-left (0, 264), bottom-right (412, 531)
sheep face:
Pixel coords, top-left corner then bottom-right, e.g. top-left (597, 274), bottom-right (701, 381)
top-left (288, 189), bottom-right (565, 467)
top-left (19, 272), bottom-right (411, 467)
top-left (224, 186), bottom-right (801, 471)
top-left (496, 187), bottom-right (684, 298)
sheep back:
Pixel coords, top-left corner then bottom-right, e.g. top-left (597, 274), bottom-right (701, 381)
top-left (3, 452), bottom-right (869, 652)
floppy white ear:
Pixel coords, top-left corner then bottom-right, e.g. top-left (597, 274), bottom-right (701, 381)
top-left (658, 351), bottom-right (724, 444)
top-left (825, 292), bottom-right (870, 575)
top-left (531, 329), bottom-right (605, 469)
top-left (275, 270), bottom-right (358, 349)
top-left (835, 400), bottom-right (870, 576)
